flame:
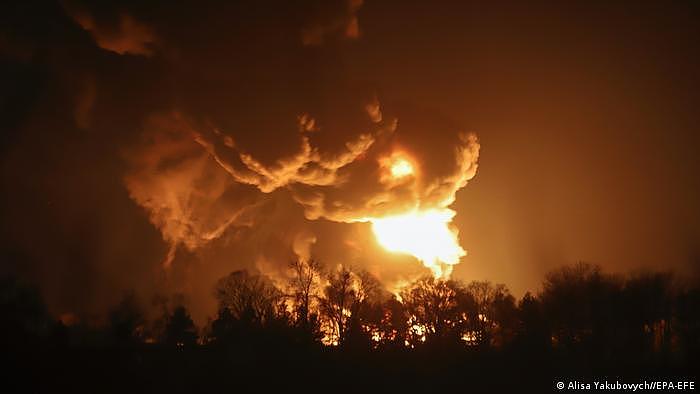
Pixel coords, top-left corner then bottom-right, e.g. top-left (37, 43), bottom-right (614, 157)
top-left (390, 158), bottom-right (413, 178)
top-left (370, 208), bottom-right (465, 278)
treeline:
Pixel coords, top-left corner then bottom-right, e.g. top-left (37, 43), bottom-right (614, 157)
top-left (2, 261), bottom-right (700, 359)
top-left (3, 261), bottom-right (699, 393)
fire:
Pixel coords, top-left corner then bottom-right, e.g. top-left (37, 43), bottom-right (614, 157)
top-left (390, 158), bottom-right (413, 178)
top-left (370, 208), bottom-right (466, 278)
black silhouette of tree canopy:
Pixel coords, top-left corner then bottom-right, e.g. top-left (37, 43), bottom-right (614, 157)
top-left (345, 269), bottom-right (383, 348)
top-left (214, 270), bottom-right (283, 326)
top-left (541, 262), bottom-right (622, 349)
top-left (288, 258), bottom-right (322, 330)
top-left (320, 265), bottom-right (356, 346)
top-left (163, 305), bottom-right (198, 347)
top-left (400, 276), bottom-right (469, 346)
top-left (379, 296), bottom-right (409, 347)
top-left (516, 292), bottom-right (549, 350)
top-left (3, 261), bottom-right (699, 394)
top-left (621, 272), bottom-right (674, 351)
top-left (108, 292), bottom-right (143, 344)
top-left (463, 281), bottom-right (517, 347)
top-left (0, 276), bottom-right (51, 347)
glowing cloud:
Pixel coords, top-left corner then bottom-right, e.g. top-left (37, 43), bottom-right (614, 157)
top-left (125, 102), bottom-right (480, 283)
top-left (64, 4), bottom-right (157, 56)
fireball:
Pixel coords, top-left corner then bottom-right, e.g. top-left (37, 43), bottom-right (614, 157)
top-left (390, 158), bottom-right (413, 178)
top-left (370, 208), bottom-right (466, 278)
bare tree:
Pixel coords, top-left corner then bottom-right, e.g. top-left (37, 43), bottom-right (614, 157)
top-left (214, 270), bottom-right (282, 326)
top-left (465, 280), bottom-right (495, 346)
top-left (353, 270), bottom-right (382, 309)
top-left (320, 266), bottom-right (356, 346)
top-left (381, 296), bottom-right (409, 347)
top-left (288, 258), bottom-right (322, 328)
top-left (540, 262), bottom-right (622, 349)
top-left (401, 276), bottom-right (468, 346)
top-left (346, 270), bottom-right (383, 348)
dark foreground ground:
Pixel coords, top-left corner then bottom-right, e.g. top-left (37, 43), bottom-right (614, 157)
top-left (6, 344), bottom-right (697, 393)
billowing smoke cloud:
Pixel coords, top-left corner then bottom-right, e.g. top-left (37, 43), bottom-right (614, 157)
top-left (104, 0), bottom-right (481, 311)
top-left (124, 100), bottom-right (479, 283)
top-left (2, 0), bottom-right (699, 326)
top-left (63, 1), bottom-right (157, 56)
top-left (123, 113), bottom-right (264, 268)
top-left (0, 0), bottom-right (481, 322)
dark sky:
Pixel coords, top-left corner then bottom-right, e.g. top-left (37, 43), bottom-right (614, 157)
top-left (1, 0), bottom-right (699, 322)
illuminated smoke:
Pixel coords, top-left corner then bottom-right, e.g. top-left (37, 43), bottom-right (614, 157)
top-left (124, 106), bottom-right (479, 280)
top-left (123, 113), bottom-right (262, 268)
top-left (63, 2), bottom-right (157, 56)
top-left (113, 0), bottom-right (480, 283)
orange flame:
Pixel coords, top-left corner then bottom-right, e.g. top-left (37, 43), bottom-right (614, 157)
top-left (369, 208), bottom-right (466, 278)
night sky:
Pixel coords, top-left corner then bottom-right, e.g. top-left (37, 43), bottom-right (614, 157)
top-left (1, 0), bottom-right (699, 323)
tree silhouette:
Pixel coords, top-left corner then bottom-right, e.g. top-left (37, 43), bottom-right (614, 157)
top-left (345, 269), bottom-right (383, 349)
top-left (540, 262), bottom-right (624, 352)
top-left (464, 281), bottom-right (493, 347)
top-left (3, 263), bottom-right (699, 393)
top-left (516, 292), bottom-right (550, 350)
top-left (287, 258), bottom-right (323, 338)
top-left (214, 270), bottom-right (282, 326)
top-left (400, 276), bottom-right (468, 346)
top-left (676, 287), bottom-right (700, 358)
top-left (491, 284), bottom-right (518, 346)
top-left (621, 272), bottom-right (674, 353)
top-left (210, 306), bottom-right (237, 344)
top-left (108, 292), bottom-right (143, 345)
top-left (163, 305), bottom-right (198, 347)
top-left (380, 296), bottom-right (409, 348)
top-left (320, 265), bottom-right (356, 346)
top-left (0, 276), bottom-right (51, 348)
